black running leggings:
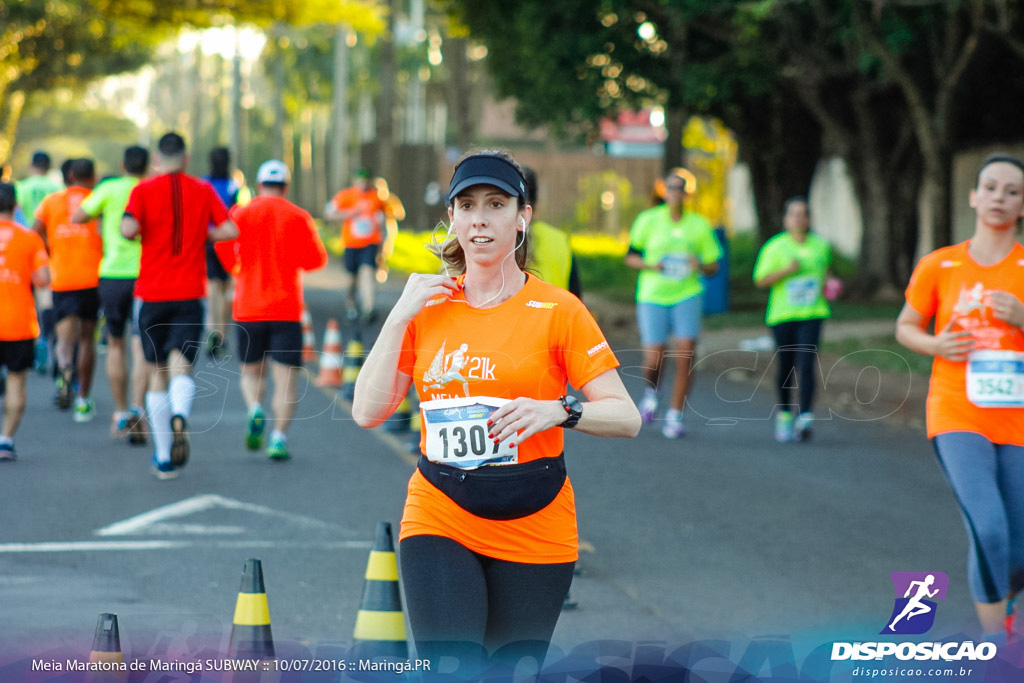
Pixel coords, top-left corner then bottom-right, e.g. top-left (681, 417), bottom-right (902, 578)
top-left (770, 318), bottom-right (823, 414)
top-left (400, 534), bottom-right (575, 673)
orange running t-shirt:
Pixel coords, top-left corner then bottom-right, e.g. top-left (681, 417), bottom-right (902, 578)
top-left (904, 241), bottom-right (1024, 444)
top-left (218, 196), bottom-right (328, 322)
top-left (0, 220), bottom-right (49, 341)
top-left (396, 274), bottom-right (620, 563)
top-left (34, 186), bottom-right (102, 291)
top-left (331, 186), bottom-right (389, 249)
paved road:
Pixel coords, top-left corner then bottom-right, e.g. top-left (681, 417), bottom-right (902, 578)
top-left (0, 266), bottom-right (1004, 680)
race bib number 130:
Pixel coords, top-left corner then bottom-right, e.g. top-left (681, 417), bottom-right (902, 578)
top-left (420, 397), bottom-right (518, 469)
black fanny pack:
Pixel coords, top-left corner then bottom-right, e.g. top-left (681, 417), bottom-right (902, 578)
top-left (417, 454), bottom-right (567, 521)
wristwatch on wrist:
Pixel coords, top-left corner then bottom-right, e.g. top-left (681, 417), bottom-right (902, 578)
top-left (558, 395), bottom-right (582, 429)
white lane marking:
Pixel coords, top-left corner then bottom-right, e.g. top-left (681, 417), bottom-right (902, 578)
top-left (0, 540), bottom-right (372, 554)
top-left (0, 540), bottom-right (189, 552)
top-left (94, 494), bottom-right (341, 537)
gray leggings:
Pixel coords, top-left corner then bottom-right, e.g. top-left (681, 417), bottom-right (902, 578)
top-left (934, 432), bottom-right (1024, 603)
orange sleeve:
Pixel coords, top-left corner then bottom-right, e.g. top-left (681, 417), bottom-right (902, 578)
top-left (331, 188), bottom-right (354, 209)
top-left (905, 253), bottom-right (938, 319)
top-left (34, 196), bottom-right (53, 237)
top-left (559, 305), bottom-right (620, 389)
top-left (31, 232), bottom-right (49, 271)
top-left (213, 238), bottom-right (240, 276)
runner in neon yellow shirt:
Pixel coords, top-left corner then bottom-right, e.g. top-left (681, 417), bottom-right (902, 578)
top-left (753, 196), bottom-right (834, 443)
top-left (626, 170), bottom-right (722, 438)
top-left (72, 145), bottom-right (149, 444)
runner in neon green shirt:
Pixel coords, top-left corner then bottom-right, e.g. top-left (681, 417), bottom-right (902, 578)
top-left (753, 196), bottom-right (835, 443)
top-left (15, 152), bottom-right (62, 221)
top-left (71, 145), bottom-right (150, 444)
top-left (626, 170), bottom-right (722, 439)
top-left (83, 175), bottom-right (143, 279)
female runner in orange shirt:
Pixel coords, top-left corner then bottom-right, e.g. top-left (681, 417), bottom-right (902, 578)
top-left (353, 150), bottom-right (640, 672)
top-left (897, 153), bottom-right (1024, 640)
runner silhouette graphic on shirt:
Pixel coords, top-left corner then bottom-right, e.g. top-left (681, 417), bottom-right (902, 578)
top-left (425, 341), bottom-right (471, 397)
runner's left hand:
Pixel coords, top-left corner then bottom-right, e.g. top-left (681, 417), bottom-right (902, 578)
top-left (990, 291), bottom-right (1024, 327)
top-left (486, 398), bottom-right (566, 447)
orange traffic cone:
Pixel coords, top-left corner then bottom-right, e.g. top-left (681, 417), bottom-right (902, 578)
top-left (351, 522), bottom-right (408, 661)
top-left (315, 319), bottom-right (344, 388)
top-left (301, 308), bottom-right (317, 363)
top-left (87, 612), bottom-right (124, 682)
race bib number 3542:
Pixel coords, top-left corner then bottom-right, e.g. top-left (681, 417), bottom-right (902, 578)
top-left (967, 350), bottom-right (1024, 408)
top-left (420, 397), bottom-right (518, 469)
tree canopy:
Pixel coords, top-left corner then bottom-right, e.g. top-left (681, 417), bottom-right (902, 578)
top-left (0, 0), bottom-right (386, 166)
top-left (441, 0), bottom-right (1024, 292)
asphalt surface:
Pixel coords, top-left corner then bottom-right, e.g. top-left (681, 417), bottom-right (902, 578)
top-left (0, 265), bottom-right (1013, 681)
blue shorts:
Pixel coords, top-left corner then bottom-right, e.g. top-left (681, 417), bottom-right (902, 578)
top-left (636, 295), bottom-right (703, 345)
top-left (343, 243), bottom-right (379, 275)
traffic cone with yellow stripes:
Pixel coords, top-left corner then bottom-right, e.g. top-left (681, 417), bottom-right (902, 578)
top-left (384, 394), bottom-right (412, 433)
top-left (301, 308), bottom-right (317, 363)
top-left (227, 558), bottom-right (275, 660)
top-left (351, 522), bottom-right (407, 660)
top-left (314, 319), bottom-right (344, 388)
top-left (87, 612), bottom-right (124, 682)
top-left (340, 337), bottom-right (364, 400)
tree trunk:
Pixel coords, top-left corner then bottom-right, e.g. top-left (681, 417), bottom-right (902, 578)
top-left (0, 89), bottom-right (25, 167)
top-left (271, 24), bottom-right (287, 162)
top-left (916, 155), bottom-right (953, 260)
top-left (663, 106), bottom-right (686, 173)
top-left (731, 89), bottom-right (821, 245)
top-left (445, 37), bottom-right (474, 151)
top-left (330, 26), bottom-right (351, 193)
top-left (375, 0), bottom-right (398, 181)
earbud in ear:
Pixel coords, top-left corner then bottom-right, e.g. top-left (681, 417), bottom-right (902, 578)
top-left (519, 217), bottom-right (527, 230)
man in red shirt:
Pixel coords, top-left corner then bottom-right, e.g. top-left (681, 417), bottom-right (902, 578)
top-left (121, 132), bottom-right (238, 479)
top-left (31, 158), bottom-right (101, 422)
top-left (216, 160), bottom-right (327, 460)
top-left (324, 167), bottom-right (392, 325)
top-left (0, 182), bottom-right (51, 460)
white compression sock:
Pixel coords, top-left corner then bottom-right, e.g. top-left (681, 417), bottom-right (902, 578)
top-left (168, 375), bottom-right (196, 418)
top-left (146, 391), bottom-right (172, 464)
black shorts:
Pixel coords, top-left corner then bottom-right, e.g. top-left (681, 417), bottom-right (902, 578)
top-left (342, 243), bottom-right (380, 275)
top-left (136, 299), bottom-right (205, 364)
top-left (52, 288), bottom-right (100, 323)
top-left (206, 242), bottom-right (231, 282)
top-left (98, 278), bottom-right (138, 339)
top-left (235, 320), bottom-right (303, 367)
top-left (0, 339), bottom-right (35, 372)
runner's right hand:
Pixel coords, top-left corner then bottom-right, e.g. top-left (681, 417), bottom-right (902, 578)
top-left (390, 273), bottom-right (460, 324)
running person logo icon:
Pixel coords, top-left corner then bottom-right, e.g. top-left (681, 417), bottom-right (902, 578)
top-left (881, 571), bottom-right (949, 635)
